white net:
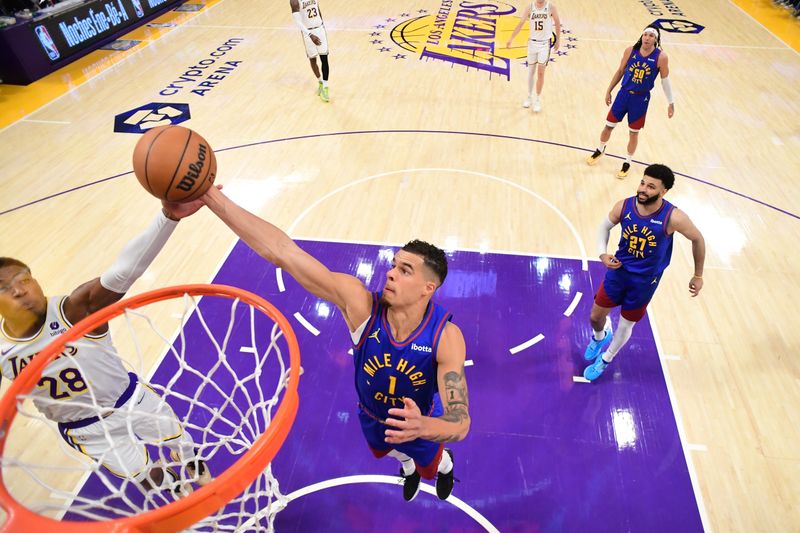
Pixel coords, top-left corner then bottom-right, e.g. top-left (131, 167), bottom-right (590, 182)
top-left (1, 288), bottom-right (299, 531)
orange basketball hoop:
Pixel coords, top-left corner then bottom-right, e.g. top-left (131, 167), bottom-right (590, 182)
top-left (0, 284), bottom-right (301, 532)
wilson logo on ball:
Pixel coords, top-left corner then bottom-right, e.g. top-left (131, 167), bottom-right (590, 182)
top-left (177, 143), bottom-right (208, 192)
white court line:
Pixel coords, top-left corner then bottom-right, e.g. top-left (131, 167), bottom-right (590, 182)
top-left (563, 291), bottom-right (583, 317)
top-left (687, 443), bottom-right (708, 452)
top-left (509, 333), bottom-right (544, 355)
top-left (243, 475), bottom-right (501, 533)
top-left (572, 376), bottom-right (590, 383)
top-left (276, 267), bottom-right (286, 292)
top-left (464, 359), bottom-right (474, 367)
top-left (293, 312), bottom-right (320, 336)
top-left (285, 167), bottom-right (589, 271)
top-left (21, 119), bottom-right (71, 125)
top-left (664, 354), bottom-right (682, 361)
top-left (649, 312), bottom-right (712, 532)
top-left (290, 234), bottom-right (599, 264)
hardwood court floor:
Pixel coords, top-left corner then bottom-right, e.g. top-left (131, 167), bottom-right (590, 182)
top-left (1, 0), bottom-right (799, 530)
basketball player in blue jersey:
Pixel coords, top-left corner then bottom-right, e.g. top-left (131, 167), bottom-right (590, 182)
top-left (586, 25), bottom-right (675, 178)
top-left (582, 164), bottom-right (705, 381)
top-left (0, 197), bottom-right (211, 493)
top-left (201, 185), bottom-right (470, 502)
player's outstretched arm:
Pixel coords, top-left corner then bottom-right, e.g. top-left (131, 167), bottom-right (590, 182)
top-left (202, 187), bottom-right (372, 328)
top-left (63, 197), bottom-right (207, 331)
top-left (506, 5), bottom-right (531, 48)
top-left (669, 209), bottom-right (705, 296)
top-left (384, 322), bottom-right (470, 444)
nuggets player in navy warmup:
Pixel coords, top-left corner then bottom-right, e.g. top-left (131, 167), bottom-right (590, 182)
top-left (201, 186), bottom-right (469, 502)
top-left (586, 25), bottom-right (675, 178)
top-left (583, 164), bottom-right (705, 381)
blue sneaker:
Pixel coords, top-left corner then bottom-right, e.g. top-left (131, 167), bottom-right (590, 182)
top-left (583, 318), bottom-right (613, 361)
top-left (584, 352), bottom-right (610, 381)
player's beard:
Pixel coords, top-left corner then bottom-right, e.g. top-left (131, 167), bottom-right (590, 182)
top-left (379, 293), bottom-right (392, 308)
top-left (637, 192), bottom-right (659, 205)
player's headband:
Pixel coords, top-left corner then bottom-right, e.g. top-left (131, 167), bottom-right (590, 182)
top-left (643, 27), bottom-right (659, 37)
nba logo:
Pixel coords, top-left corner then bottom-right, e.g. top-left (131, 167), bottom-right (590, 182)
top-left (34, 25), bottom-right (60, 61)
top-left (132, 0), bottom-right (144, 17)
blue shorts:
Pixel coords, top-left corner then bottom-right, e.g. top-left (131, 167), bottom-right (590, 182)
top-left (358, 394), bottom-right (443, 470)
top-left (595, 267), bottom-right (662, 322)
top-left (607, 90), bottom-right (651, 131)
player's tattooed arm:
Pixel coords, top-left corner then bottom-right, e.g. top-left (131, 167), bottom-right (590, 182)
top-left (441, 369), bottom-right (470, 424)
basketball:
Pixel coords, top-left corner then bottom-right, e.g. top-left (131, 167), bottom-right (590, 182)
top-left (132, 125), bottom-right (217, 202)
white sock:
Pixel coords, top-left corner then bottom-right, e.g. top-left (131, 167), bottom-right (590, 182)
top-left (388, 449), bottom-right (415, 476)
top-left (625, 153), bottom-right (633, 165)
top-left (322, 79), bottom-right (328, 88)
top-left (592, 316), bottom-right (610, 340)
top-left (603, 317), bottom-right (635, 363)
top-left (598, 142), bottom-right (607, 153)
top-left (437, 450), bottom-right (453, 474)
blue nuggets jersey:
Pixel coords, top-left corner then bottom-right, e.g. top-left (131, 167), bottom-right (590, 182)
top-left (620, 47), bottom-right (661, 93)
top-left (353, 293), bottom-right (452, 421)
top-left (615, 196), bottom-right (676, 277)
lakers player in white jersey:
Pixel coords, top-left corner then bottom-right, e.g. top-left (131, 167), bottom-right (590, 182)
top-left (506, 0), bottom-right (561, 112)
top-left (0, 197), bottom-right (211, 493)
top-left (290, 0), bottom-right (330, 102)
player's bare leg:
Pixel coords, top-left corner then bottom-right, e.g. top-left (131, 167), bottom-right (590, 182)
top-left (533, 63), bottom-right (546, 112)
top-left (587, 125), bottom-right (614, 164)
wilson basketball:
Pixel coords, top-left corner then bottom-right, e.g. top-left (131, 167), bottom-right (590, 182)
top-left (132, 125), bottom-right (217, 202)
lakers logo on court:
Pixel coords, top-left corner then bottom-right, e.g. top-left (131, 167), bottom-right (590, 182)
top-left (370, 2), bottom-right (578, 80)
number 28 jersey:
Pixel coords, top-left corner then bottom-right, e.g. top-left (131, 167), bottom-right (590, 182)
top-left (0, 295), bottom-right (129, 423)
top-left (352, 293), bottom-right (452, 421)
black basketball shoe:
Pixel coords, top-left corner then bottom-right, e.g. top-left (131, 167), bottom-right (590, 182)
top-left (401, 467), bottom-right (421, 502)
top-left (436, 449), bottom-right (455, 500)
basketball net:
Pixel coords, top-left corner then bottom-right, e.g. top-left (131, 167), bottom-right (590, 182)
top-left (0, 285), bottom-right (301, 532)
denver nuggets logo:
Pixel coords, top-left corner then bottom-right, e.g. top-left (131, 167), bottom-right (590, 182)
top-left (370, 2), bottom-right (578, 80)
top-left (651, 18), bottom-right (705, 34)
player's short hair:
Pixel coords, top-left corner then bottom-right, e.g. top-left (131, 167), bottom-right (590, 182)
top-left (644, 164), bottom-right (675, 190)
top-left (0, 258), bottom-right (29, 272)
top-left (401, 240), bottom-right (448, 285)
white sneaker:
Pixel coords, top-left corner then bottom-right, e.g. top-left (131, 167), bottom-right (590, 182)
top-left (522, 97), bottom-right (531, 108)
top-left (533, 99), bottom-right (542, 112)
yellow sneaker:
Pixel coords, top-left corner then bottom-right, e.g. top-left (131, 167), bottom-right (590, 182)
top-left (316, 81), bottom-right (323, 95)
top-left (320, 86), bottom-right (330, 103)
top-left (586, 148), bottom-right (604, 165)
top-left (617, 162), bottom-right (630, 178)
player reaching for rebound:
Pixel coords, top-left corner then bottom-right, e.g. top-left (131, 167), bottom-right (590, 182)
top-left (0, 200), bottom-right (211, 494)
top-left (586, 25), bottom-right (674, 177)
top-left (506, 0), bottom-right (561, 112)
top-left (201, 185), bottom-right (470, 502)
top-left (582, 164), bottom-right (705, 381)
top-left (290, 0), bottom-right (331, 103)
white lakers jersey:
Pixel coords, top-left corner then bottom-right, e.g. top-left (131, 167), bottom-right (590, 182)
top-left (297, 0), bottom-right (323, 29)
top-left (529, 1), bottom-right (553, 41)
top-left (0, 296), bottom-right (130, 423)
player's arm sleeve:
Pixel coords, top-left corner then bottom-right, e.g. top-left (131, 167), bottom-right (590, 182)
top-left (597, 216), bottom-right (616, 256)
top-left (99, 210), bottom-right (179, 294)
top-left (661, 76), bottom-right (674, 104)
top-left (292, 11), bottom-right (309, 35)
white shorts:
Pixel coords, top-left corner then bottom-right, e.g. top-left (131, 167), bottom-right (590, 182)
top-left (302, 25), bottom-right (329, 58)
top-left (527, 39), bottom-right (551, 65)
top-left (58, 383), bottom-right (195, 481)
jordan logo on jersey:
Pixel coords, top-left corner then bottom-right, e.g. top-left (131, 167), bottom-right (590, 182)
top-left (368, 329), bottom-right (381, 343)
